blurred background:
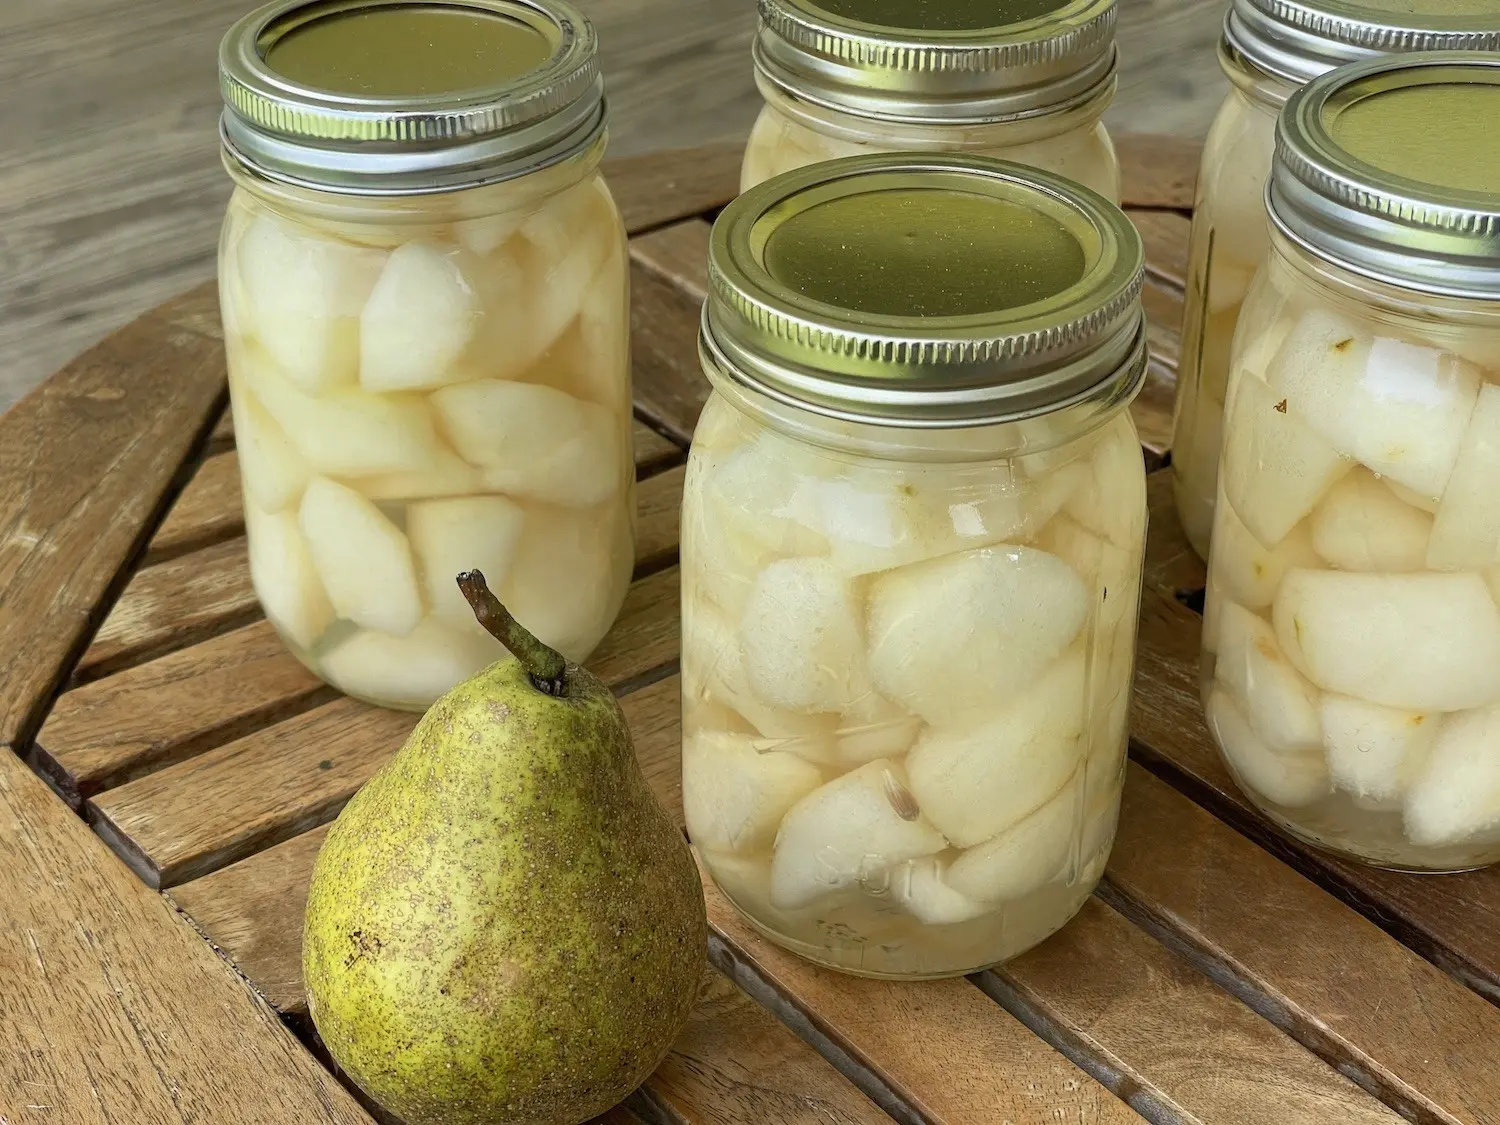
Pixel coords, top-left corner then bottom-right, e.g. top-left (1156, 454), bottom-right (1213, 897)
top-left (0, 0), bottom-right (1223, 412)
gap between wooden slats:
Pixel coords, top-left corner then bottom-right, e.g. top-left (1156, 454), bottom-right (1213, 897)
top-left (1115, 134), bottom-right (1201, 214)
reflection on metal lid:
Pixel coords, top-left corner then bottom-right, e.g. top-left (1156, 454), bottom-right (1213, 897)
top-left (703, 153), bottom-right (1145, 427)
top-left (1271, 53), bottom-right (1500, 297)
top-left (220, 0), bottom-right (603, 194)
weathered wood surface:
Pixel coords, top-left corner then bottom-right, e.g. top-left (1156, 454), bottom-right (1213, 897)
top-left (34, 619), bottom-right (332, 805)
top-left (1116, 133), bottom-right (1203, 212)
top-left (981, 899), bottom-right (1401, 1125)
top-left (0, 286), bottom-right (227, 752)
top-left (0, 750), bottom-right (374, 1125)
top-left (15, 136), bottom-right (1500, 1125)
top-left (1105, 765), bottom-right (1500, 1125)
top-left (703, 872), bottom-right (1146, 1125)
top-left (640, 969), bottom-right (893, 1125)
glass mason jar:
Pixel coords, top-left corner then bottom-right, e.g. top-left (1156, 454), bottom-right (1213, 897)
top-left (217, 0), bottom-right (633, 711)
top-left (1204, 54), bottom-right (1500, 871)
top-left (1169, 0), bottom-right (1500, 560)
top-left (740, 0), bottom-right (1121, 202)
top-left (683, 154), bottom-right (1148, 978)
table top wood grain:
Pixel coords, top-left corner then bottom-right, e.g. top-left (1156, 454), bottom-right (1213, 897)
top-left (0, 0), bottom-right (1227, 415)
top-left (7, 136), bottom-right (1500, 1125)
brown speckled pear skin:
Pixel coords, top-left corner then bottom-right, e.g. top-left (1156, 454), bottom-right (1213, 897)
top-left (302, 582), bottom-right (705, 1125)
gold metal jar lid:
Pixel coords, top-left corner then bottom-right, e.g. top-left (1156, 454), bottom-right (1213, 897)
top-left (754, 0), bottom-right (1118, 125)
top-left (702, 154), bottom-right (1146, 428)
top-left (1223, 0), bottom-right (1500, 91)
top-left (1270, 53), bottom-right (1500, 298)
top-left (220, 0), bottom-right (604, 194)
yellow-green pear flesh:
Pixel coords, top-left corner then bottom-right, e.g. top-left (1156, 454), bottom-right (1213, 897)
top-left (302, 571), bottom-right (706, 1125)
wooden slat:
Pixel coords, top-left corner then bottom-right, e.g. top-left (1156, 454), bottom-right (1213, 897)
top-left (630, 218), bottom-right (712, 303)
top-left (78, 457), bottom-right (687, 685)
top-left (632, 418), bottom-right (686, 476)
top-left (1141, 469), bottom-right (1204, 600)
top-left (629, 257), bottom-right (712, 443)
top-left (703, 873), bottom-right (1142, 1125)
top-left (623, 675), bottom-right (685, 826)
top-left (33, 620), bottom-right (334, 807)
top-left (89, 565), bottom-right (681, 888)
top-left (636, 462), bottom-right (686, 575)
top-left (1137, 467), bottom-right (1500, 1012)
top-left (640, 970), bottom-right (892, 1125)
top-left (1129, 209), bottom-right (1191, 291)
top-left (605, 140), bottom-right (743, 237)
top-left (1116, 133), bottom-right (1201, 212)
top-left (0, 283), bottom-right (227, 750)
top-left (208, 403), bottom-right (237, 453)
top-left (982, 898), bottom-right (1401, 1125)
top-left (1105, 761), bottom-right (1500, 1125)
top-left (1142, 278), bottom-right (1183, 378)
top-left (169, 820), bottom-right (327, 1015)
top-left (78, 535), bottom-right (257, 683)
top-left (0, 751), bottom-right (373, 1125)
top-left (145, 449), bottom-right (243, 564)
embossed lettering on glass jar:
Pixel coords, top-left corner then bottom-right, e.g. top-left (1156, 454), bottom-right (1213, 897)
top-left (1168, 0), bottom-right (1500, 561)
top-left (217, 0), bottom-right (632, 710)
top-left (1204, 54), bottom-right (1500, 871)
top-left (740, 0), bottom-right (1122, 201)
top-left (683, 154), bottom-right (1148, 978)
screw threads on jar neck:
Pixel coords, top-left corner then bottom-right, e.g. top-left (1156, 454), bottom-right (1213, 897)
top-left (1222, 0), bottom-right (1500, 88)
top-left (753, 0), bottom-right (1119, 125)
top-left (703, 152), bottom-right (1146, 431)
top-left (219, 0), bottom-right (606, 195)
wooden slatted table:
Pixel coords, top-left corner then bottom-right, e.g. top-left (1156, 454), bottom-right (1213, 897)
top-left (5, 136), bottom-right (1500, 1125)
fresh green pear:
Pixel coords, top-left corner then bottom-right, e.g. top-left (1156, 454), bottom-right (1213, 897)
top-left (303, 570), bottom-right (706, 1125)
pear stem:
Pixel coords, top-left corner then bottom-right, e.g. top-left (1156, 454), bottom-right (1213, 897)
top-left (456, 570), bottom-right (568, 697)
